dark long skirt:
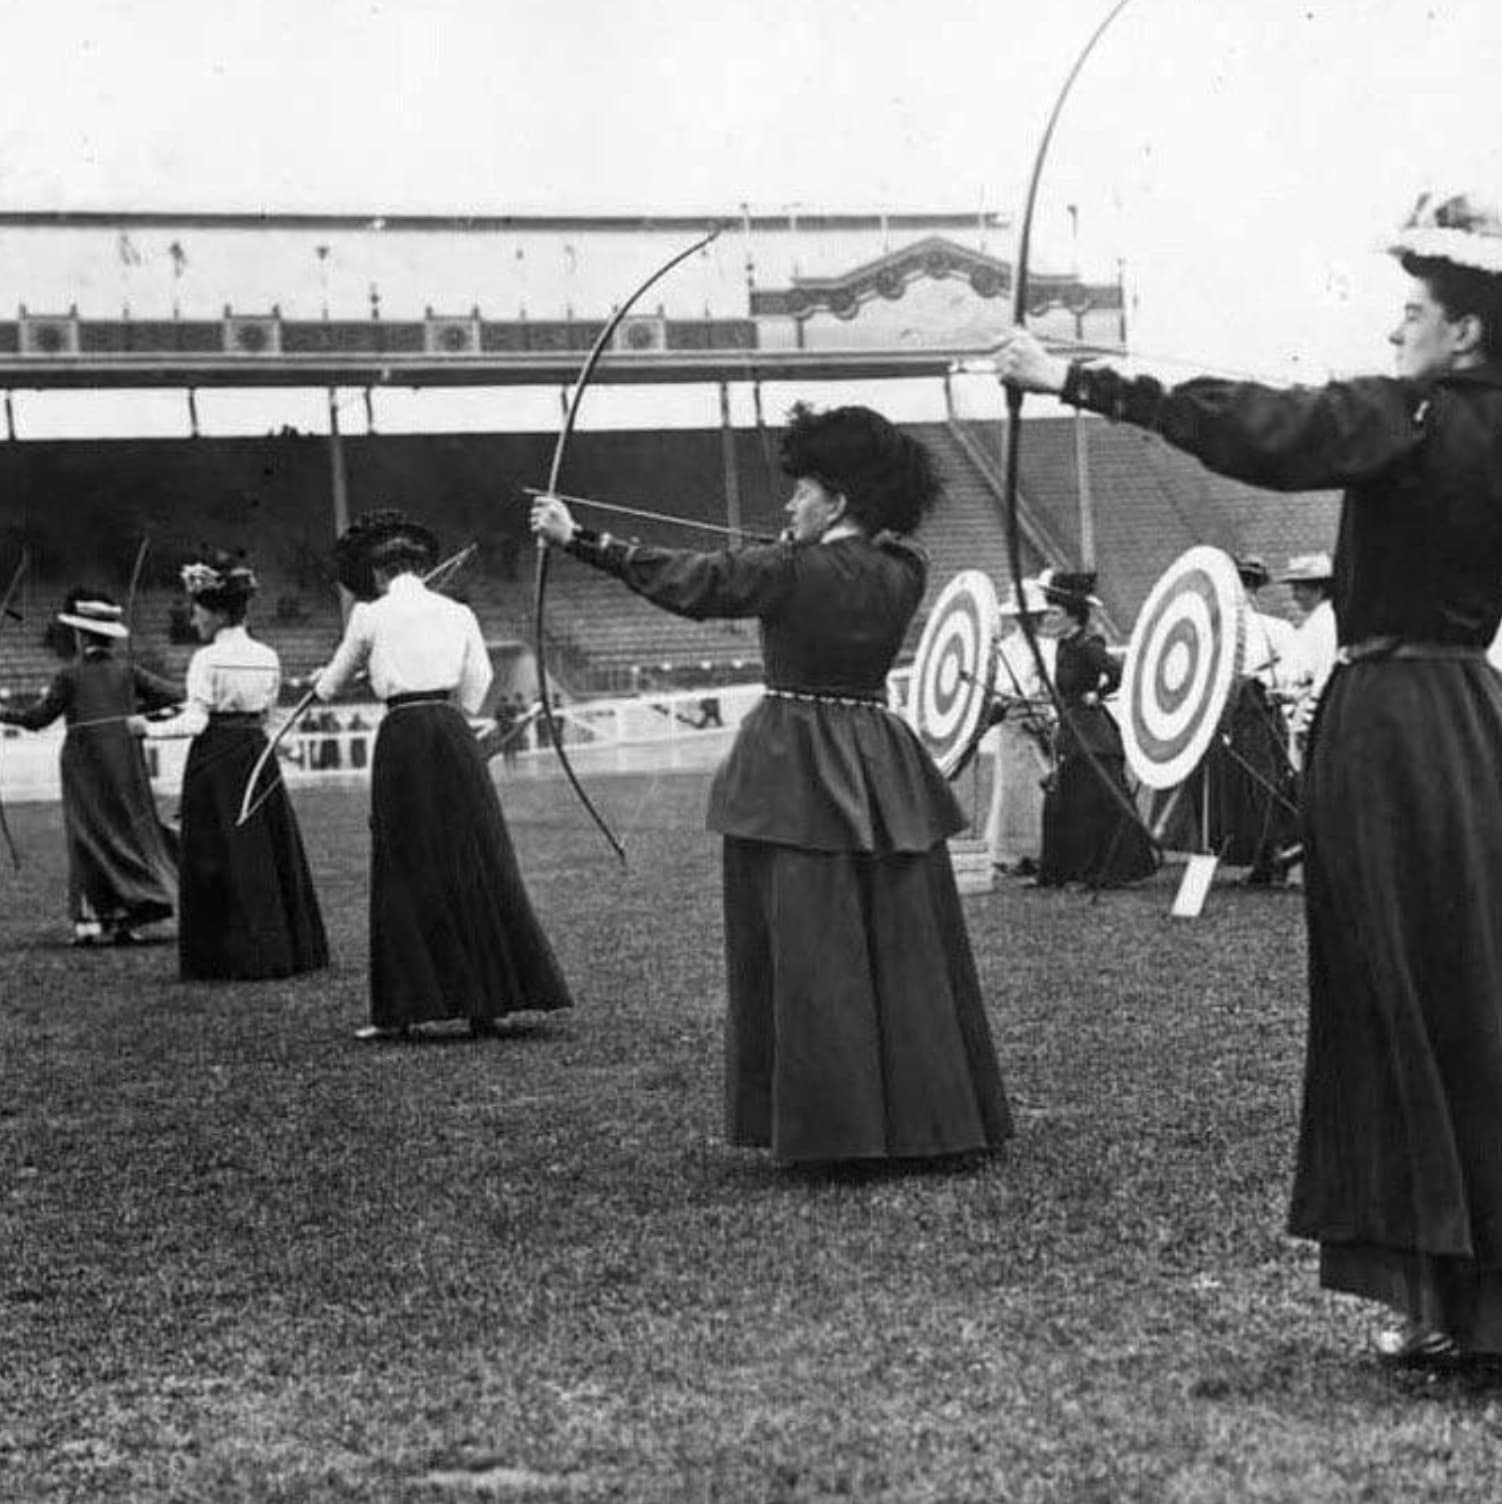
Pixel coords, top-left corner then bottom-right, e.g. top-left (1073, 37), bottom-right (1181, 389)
top-left (60, 726), bottom-right (176, 929)
top-left (722, 836), bottom-right (1012, 1165)
top-left (1039, 752), bottom-right (1157, 888)
top-left (1204, 682), bottom-right (1299, 874)
top-left (369, 701), bottom-right (572, 1029)
top-left (1291, 658), bottom-right (1502, 1350)
top-left (179, 719), bottom-right (328, 980)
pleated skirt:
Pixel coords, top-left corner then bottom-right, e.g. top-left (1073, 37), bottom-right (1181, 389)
top-left (722, 835), bottom-right (1012, 1165)
top-left (369, 701), bottom-right (572, 1029)
top-left (179, 720), bottom-right (328, 980)
top-left (1291, 658), bottom-right (1502, 1349)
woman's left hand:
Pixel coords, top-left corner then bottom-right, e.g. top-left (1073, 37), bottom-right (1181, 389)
top-left (529, 495), bottom-right (577, 548)
top-left (993, 330), bottom-right (1071, 395)
top-left (125, 715), bottom-right (150, 737)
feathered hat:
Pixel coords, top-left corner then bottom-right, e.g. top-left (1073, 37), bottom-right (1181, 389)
top-left (1387, 191), bottom-right (1502, 275)
top-left (181, 557), bottom-right (259, 610)
top-left (332, 509), bottom-right (440, 601)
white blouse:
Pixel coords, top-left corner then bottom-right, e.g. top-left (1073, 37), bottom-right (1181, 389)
top-left (145, 625), bottom-right (282, 740)
top-left (1243, 610), bottom-right (1300, 691)
top-left (314, 573), bottom-right (492, 713)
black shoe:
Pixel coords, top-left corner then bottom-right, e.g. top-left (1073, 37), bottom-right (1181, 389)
top-left (353, 1025), bottom-right (410, 1042)
top-left (1374, 1322), bottom-right (1462, 1368)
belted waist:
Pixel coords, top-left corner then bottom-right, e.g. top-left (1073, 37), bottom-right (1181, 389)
top-left (207, 711), bottom-right (265, 726)
top-left (1338, 637), bottom-right (1488, 665)
top-left (764, 685), bottom-right (890, 709)
top-left (386, 690), bottom-right (453, 708)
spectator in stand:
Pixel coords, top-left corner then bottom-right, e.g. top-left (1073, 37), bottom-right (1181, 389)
top-left (0, 589), bottom-right (178, 945)
top-left (531, 403), bottom-right (1011, 1166)
top-left (346, 711), bottom-right (370, 769)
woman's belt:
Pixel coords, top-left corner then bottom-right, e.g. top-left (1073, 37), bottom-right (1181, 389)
top-left (207, 711), bottom-right (265, 726)
top-left (763, 685), bottom-right (890, 709)
top-left (1339, 637), bottom-right (1488, 664)
top-left (386, 690), bottom-right (454, 708)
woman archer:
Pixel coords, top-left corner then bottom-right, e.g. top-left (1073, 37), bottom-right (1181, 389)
top-left (313, 509), bottom-right (572, 1041)
top-left (0, 589), bottom-right (178, 945)
top-left (134, 556), bottom-right (327, 981)
top-left (532, 403), bottom-right (1012, 1167)
top-left (997, 190), bottom-right (1502, 1368)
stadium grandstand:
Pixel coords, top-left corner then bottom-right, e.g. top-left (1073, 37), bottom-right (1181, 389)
top-left (0, 208), bottom-right (1339, 735)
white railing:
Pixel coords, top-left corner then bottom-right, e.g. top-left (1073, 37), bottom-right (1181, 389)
top-left (1, 674), bottom-right (916, 803)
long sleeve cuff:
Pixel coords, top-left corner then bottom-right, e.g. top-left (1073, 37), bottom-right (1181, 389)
top-left (1061, 360), bottom-right (1168, 428)
top-left (563, 526), bottom-right (636, 577)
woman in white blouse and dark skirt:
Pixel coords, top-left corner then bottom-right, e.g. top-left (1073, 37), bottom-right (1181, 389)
top-left (314, 509), bottom-right (572, 1041)
top-left (137, 556), bottom-right (327, 981)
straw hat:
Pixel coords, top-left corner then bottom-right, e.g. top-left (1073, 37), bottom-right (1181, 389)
top-left (1280, 551), bottom-right (1333, 584)
top-left (56, 598), bottom-right (128, 639)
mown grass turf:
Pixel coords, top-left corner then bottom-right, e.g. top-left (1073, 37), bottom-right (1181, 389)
top-left (4, 774), bottom-right (1502, 1502)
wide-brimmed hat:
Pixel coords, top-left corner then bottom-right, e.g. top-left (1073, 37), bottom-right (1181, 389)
top-left (57, 598), bottom-right (128, 639)
top-left (998, 577), bottom-right (1051, 616)
top-left (1236, 554), bottom-right (1270, 590)
top-left (333, 508), bottom-right (440, 600)
top-left (1040, 568), bottom-right (1101, 609)
top-left (1388, 191), bottom-right (1502, 275)
top-left (1280, 551), bottom-right (1333, 584)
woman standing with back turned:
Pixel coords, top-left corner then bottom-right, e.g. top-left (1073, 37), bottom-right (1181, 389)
top-left (314, 509), bottom-right (572, 1041)
top-left (0, 589), bottom-right (178, 945)
top-left (136, 555), bottom-right (326, 981)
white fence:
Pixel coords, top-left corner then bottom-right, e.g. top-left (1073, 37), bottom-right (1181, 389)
top-left (2, 676), bottom-right (918, 804)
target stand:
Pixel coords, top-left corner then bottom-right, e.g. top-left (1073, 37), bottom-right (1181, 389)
top-left (1120, 546), bottom-right (1247, 915)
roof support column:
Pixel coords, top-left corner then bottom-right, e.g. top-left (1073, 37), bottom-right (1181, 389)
top-left (327, 388), bottom-right (351, 620)
top-left (719, 381), bottom-right (742, 546)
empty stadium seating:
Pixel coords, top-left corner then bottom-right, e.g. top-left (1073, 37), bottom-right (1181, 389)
top-left (0, 417), bottom-right (1341, 707)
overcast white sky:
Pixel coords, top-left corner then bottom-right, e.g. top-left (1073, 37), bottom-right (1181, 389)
top-left (2, 0), bottom-right (1501, 383)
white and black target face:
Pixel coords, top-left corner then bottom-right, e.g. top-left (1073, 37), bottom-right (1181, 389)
top-left (906, 570), bottom-right (999, 778)
top-left (1121, 546), bottom-right (1245, 789)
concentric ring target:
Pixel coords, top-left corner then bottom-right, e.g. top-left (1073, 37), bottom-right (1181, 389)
top-left (905, 570), bottom-right (999, 778)
top-left (1121, 546), bottom-right (1246, 789)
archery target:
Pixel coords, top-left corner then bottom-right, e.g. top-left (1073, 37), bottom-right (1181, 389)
top-left (1121, 546), bottom-right (1246, 789)
top-left (906, 570), bottom-right (999, 778)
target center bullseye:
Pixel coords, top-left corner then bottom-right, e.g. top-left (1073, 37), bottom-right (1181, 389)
top-left (939, 657), bottom-right (959, 696)
top-left (1162, 641), bottom-right (1192, 693)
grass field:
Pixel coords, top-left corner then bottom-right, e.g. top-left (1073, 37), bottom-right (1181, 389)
top-left (4, 772), bottom-right (1502, 1503)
